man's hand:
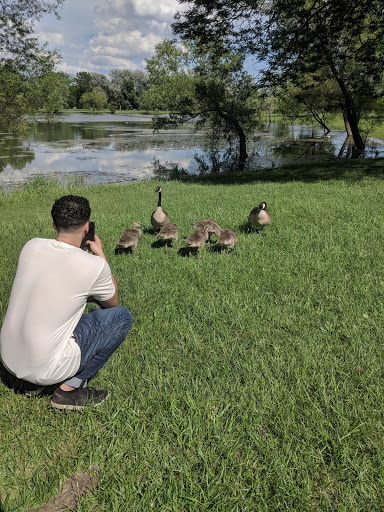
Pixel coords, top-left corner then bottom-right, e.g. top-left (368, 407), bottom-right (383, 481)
top-left (86, 235), bottom-right (106, 259)
top-left (86, 234), bottom-right (119, 307)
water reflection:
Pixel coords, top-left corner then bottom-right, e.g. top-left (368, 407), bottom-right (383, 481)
top-left (0, 113), bottom-right (383, 188)
top-left (0, 136), bottom-right (35, 172)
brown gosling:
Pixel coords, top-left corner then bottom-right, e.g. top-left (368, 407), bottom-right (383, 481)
top-left (151, 186), bottom-right (170, 230)
top-left (248, 201), bottom-right (271, 233)
top-left (115, 221), bottom-right (143, 255)
top-left (157, 223), bottom-right (179, 248)
top-left (185, 224), bottom-right (209, 257)
top-left (217, 229), bottom-right (238, 252)
top-left (193, 219), bottom-right (221, 242)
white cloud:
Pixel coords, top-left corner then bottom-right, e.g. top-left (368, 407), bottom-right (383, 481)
top-left (131, 0), bottom-right (179, 17)
top-left (37, 32), bottom-right (65, 46)
top-left (35, 0), bottom-right (181, 75)
top-left (89, 31), bottom-right (162, 57)
top-left (99, 0), bottom-right (179, 18)
top-left (84, 54), bottom-right (140, 71)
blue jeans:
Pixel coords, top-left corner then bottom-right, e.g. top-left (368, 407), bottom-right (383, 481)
top-left (64, 305), bottom-right (133, 388)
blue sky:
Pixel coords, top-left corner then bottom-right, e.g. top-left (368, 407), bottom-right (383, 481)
top-left (35, 0), bottom-right (180, 76)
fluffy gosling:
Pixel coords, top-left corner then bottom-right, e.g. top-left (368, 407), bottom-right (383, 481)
top-left (185, 224), bottom-right (209, 257)
top-left (115, 221), bottom-right (143, 255)
top-left (157, 223), bottom-right (179, 248)
top-left (193, 219), bottom-right (221, 242)
top-left (217, 229), bottom-right (238, 252)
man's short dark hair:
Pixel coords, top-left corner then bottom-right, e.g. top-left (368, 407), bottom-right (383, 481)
top-left (51, 195), bottom-right (91, 231)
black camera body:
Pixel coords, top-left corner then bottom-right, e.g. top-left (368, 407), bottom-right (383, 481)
top-left (80, 221), bottom-right (95, 251)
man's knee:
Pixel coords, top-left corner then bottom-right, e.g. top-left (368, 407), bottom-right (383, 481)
top-left (115, 305), bottom-right (134, 332)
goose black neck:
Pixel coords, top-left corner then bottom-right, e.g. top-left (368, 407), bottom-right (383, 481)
top-left (157, 191), bottom-right (162, 207)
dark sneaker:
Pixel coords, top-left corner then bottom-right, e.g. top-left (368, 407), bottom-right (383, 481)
top-left (51, 387), bottom-right (109, 410)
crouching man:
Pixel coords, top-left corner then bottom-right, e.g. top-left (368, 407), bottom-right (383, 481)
top-left (0, 195), bottom-right (133, 410)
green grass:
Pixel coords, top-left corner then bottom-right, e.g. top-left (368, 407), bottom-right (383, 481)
top-left (0, 165), bottom-right (384, 511)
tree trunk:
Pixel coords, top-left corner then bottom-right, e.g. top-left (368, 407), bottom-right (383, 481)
top-left (327, 57), bottom-right (365, 152)
top-left (238, 126), bottom-right (248, 170)
top-left (216, 108), bottom-right (248, 170)
top-left (338, 136), bottom-right (353, 157)
top-left (342, 92), bottom-right (364, 152)
top-left (300, 99), bottom-right (331, 135)
top-left (335, 75), bottom-right (365, 153)
top-left (342, 109), bottom-right (353, 137)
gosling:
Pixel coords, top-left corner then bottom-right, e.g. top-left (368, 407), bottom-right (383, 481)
top-left (157, 223), bottom-right (179, 248)
top-left (193, 219), bottom-right (221, 242)
top-left (151, 186), bottom-right (170, 230)
top-left (248, 201), bottom-right (270, 233)
top-left (185, 225), bottom-right (209, 257)
top-left (115, 221), bottom-right (142, 255)
top-left (217, 229), bottom-right (238, 252)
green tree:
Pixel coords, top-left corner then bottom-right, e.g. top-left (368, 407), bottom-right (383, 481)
top-left (0, 0), bottom-right (64, 130)
top-left (37, 71), bottom-right (70, 114)
top-left (0, 0), bottom-right (63, 71)
top-left (0, 64), bottom-right (37, 131)
top-left (89, 72), bottom-right (113, 104)
top-left (71, 72), bottom-right (93, 108)
top-left (110, 69), bottom-right (148, 109)
top-left (79, 87), bottom-right (108, 110)
top-left (142, 40), bottom-right (190, 111)
top-left (174, 0), bottom-right (384, 153)
top-left (277, 74), bottom-right (340, 134)
top-left (144, 40), bottom-right (260, 170)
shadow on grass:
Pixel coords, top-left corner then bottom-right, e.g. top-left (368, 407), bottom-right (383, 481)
top-left (177, 247), bottom-right (196, 258)
top-left (207, 244), bottom-right (227, 254)
top-left (143, 227), bottom-right (158, 235)
top-left (151, 239), bottom-right (178, 250)
top-left (155, 158), bottom-right (384, 185)
top-left (0, 361), bottom-right (56, 396)
top-left (115, 246), bottom-right (134, 256)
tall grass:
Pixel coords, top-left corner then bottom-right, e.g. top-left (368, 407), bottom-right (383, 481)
top-left (0, 166), bottom-right (383, 511)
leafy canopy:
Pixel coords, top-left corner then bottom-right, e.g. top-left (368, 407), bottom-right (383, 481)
top-left (0, 0), bottom-right (64, 130)
top-left (174, 0), bottom-right (384, 149)
top-left (143, 39), bottom-right (261, 170)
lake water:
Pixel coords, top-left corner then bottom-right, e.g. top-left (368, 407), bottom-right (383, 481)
top-left (1, 113), bottom-right (383, 188)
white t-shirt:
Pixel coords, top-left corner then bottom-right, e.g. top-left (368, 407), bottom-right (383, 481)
top-left (0, 238), bottom-right (116, 385)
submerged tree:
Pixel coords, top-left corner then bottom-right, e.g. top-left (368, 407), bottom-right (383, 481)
top-left (174, 0), bottom-right (384, 153)
top-left (143, 39), bottom-right (261, 170)
top-left (277, 73), bottom-right (341, 134)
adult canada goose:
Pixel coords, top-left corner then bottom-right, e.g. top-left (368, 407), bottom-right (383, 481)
top-left (115, 221), bottom-right (142, 255)
top-left (217, 229), bottom-right (238, 252)
top-left (185, 224), bottom-right (209, 257)
top-left (157, 223), bottom-right (179, 248)
top-left (151, 186), bottom-right (170, 230)
top-left (248, 202), bottom-right (270, 233)
top-left (193, 219), bottom-right (221, 242)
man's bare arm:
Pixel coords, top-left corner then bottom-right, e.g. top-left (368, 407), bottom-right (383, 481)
top-left (86, 235), bottom-right (118, 308)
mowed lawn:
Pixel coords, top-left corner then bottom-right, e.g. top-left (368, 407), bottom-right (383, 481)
top-left (0, 162), bottom-right (383, 511)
